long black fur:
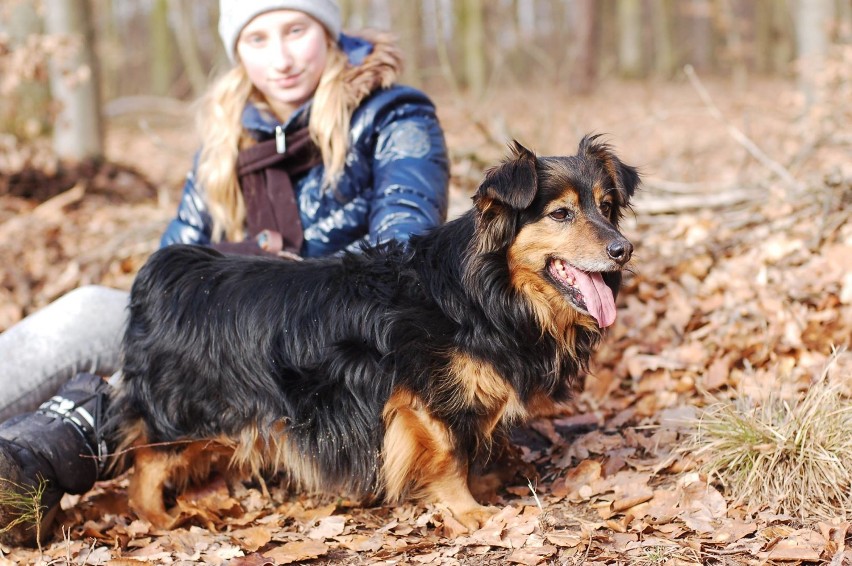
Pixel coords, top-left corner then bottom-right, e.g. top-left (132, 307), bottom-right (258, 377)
top-left (111, 134), bottom-right (639, 501)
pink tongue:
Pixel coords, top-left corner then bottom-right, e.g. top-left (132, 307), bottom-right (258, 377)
top-left (567, 267), bottom-right (617, 328)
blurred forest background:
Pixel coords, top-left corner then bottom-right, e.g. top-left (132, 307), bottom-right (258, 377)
top-left (2, 1), bottom-right (852, 564)
top-left (1, 0), bottom-right (850, 162)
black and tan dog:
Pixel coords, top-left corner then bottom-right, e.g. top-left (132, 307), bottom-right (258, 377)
top-left (110, 135), bottom-right (639, 531)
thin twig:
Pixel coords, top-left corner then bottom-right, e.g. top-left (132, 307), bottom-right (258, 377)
top-left (0, 182), bottom-right (86, 242)
top-left (684, 65), bottom-right (805, 195)
top-left (642, 178), bottom-right (738, 194)
top-left (636, 190), bottom-right (757, 215)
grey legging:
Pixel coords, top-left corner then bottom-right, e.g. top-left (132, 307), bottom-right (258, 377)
top-left (0, 285), bottom-right (128, 421)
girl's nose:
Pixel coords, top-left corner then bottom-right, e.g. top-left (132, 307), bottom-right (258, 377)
top-left (269, 38), bottom-right (294, 71)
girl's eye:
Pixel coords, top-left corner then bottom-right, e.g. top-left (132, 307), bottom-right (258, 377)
top-left (549, 208), bottom-right (574, 222)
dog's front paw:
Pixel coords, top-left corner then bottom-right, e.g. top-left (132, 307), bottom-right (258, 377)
top-left (451, 504), bottom-right (500, 532)
top-left (135, 507), bottom-right (180, 530)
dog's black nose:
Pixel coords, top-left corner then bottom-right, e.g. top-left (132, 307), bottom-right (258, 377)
top-left (607, 240), bottom-right (633, 264)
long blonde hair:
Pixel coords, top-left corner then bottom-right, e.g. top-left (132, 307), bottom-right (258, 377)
top-left (196, 41), bottom-right (352, 243)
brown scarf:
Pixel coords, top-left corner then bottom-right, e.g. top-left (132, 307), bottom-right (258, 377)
top-left (212, 126), bottom-right (321, 257)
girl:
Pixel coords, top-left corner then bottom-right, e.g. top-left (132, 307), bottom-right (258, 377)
top-left (0, 0), bottom-right (449, 546)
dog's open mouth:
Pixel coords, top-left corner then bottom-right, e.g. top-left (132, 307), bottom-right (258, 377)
top-left (547, 259), bottom-right (617, 328)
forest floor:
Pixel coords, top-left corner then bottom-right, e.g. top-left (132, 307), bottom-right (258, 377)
top-left (1, 74), bottom-right (851, 565)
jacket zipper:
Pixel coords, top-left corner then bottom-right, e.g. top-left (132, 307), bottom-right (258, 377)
top-left (275, 125), bottom-right (286, 154)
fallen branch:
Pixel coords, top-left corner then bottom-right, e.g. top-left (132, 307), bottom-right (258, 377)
top-left (636, 188), bottom-right (758, 214)
top-left (102, 96), bottom-right (190, 118)
top-left (684, 65), bottom-right (805, 195)
top-left (0, 182), bottom-right (86, 242)
top-left (643, 178), bottom-right (739, 195)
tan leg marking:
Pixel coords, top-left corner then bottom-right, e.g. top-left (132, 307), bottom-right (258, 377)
top-left (128, 438), bottom-right (231, 529)
top-left (382, 388), bottom-right (497, 532)
top-left (128, 445), bottom-right (179, 528)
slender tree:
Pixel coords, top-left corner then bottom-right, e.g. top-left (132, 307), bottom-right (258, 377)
top-left (44, 0), bottom-right (103, 161)
top-left (652, 0), bottom-right (678, 78)
top-left (149, 0), bottom-right (174, 96)
top-left (457, 0), bottom-right (486, 96)
top-left (2, 3), bottom-right (51, 138)
top-left (795, 0), bottom-right (833, 110)
top-left (391, 0), bottom-right (423, 87)
top-left (617, 0), bottom-right (644, 78)
top-left (570, 0), bottom-right (600, 94)
top-left (170, 0), bottom-right (209, 97)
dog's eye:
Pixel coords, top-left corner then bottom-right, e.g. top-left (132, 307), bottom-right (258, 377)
top-left (549, 208), bottom-right (574, 222)
top-left (600, 202), bottom-right (613, 216)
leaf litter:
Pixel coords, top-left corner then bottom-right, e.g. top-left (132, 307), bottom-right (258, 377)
top-left (1, 73), bottom-right (852, 564)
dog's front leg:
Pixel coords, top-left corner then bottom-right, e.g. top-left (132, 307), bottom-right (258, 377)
top-left (382, 389), bottom-right (498, 532)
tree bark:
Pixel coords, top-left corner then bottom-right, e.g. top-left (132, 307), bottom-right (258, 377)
top-left (570, 0), bottom-right (600, 94)
top-left (390, 0), bottom-right (423, 87)
top-left (3, 3), bottom-right (51, 138)
top-left (458, 0), bottom-right (487, 96)
top-left (795, 0), bottom-right (832, 110)
top-left (44, 0), bottom-right (103, 161)
top-left (617, 0), bottom-right (644, 78)
top-left (149, 0), bottom-right (174, 96)
top-left (170, 0), bottom-right (209, 98)
top-left (652, 0), bottom-right (677, 78)
top-left (686, 0), bottom-right (715, 71)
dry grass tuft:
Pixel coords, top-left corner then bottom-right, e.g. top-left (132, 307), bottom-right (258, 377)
top-left (0, 475), bottom-right (48, 548)
top-left (685, 350), bottom-right (852, 519)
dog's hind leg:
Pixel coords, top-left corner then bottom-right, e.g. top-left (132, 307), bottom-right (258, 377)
top-left (382, 389), bottom-right (498, 532)
top-left (128, 445), bottom-right (180, 529)
top-left (129, 439), bottom-right (235, 529)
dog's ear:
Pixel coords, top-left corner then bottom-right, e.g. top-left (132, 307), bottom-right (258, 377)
top-left (474, 140), bottom-right (538, 211)
top-left (579, 134), bottom-right (640, 203)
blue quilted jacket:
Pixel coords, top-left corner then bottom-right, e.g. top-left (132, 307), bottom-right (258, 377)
top-left (160, 34), bottom-right (449, 258)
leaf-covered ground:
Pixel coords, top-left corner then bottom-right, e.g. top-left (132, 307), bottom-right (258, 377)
top-left (1, 74), bottom-right (851, 565)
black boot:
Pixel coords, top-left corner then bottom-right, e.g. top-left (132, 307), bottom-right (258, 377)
top-left (0, 372), bottom-right (109, 547)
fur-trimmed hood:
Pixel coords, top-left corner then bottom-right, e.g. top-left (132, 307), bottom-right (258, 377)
top-left (340, 30), bottom-right (404, 111)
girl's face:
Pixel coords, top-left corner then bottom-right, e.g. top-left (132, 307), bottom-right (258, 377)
top-left (237, 10), bottom-right (329, 119)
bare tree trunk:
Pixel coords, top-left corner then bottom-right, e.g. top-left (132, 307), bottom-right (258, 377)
top-left (457, 0), bottom-right (486, 96)
top-left (570, 0), bottom-right (600, 94)
top-left (3, 3), bottom-right (51, 138)
top-left (617, 0), bottom-right (644, 78)
top-left (150, 0), bottom-right (174, 96)
top-left (795, 0), bottom-right (832, 110)
top-left (771, 1), bottom-right (795, 75)
top-left (718, 0), bottom-right (748, 89)
top-left (686, 0), bottom-right (715, 71)
top-left (338, 0), bottom-right (353, 25)
top-left (652, 0), bottom-right (677, 77)
top-left (347, 0), bottom-right (369, 29)
top-left (170, 0), bottom-right (209, 97)
top-left (754, 0), bottom-right (773, 73)
top-left (838, 0), bottom-right (852, 42)
top-left (44, 0), bottom-right (103, 161)
top-left (97, 0), bottom-right (119, 102)
top-left (391, 0), bottom-right (423, 87)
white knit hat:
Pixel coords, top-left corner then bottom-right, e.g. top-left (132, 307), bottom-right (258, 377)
top-left (219, 0), bottom-right (342, 62)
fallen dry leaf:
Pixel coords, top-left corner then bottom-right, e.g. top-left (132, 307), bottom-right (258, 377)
top-left (711, 519), bottom-right (757, 544)
top-left (551, 459), bottom-right (602, 501)
top-left (506, 544), bottom-right (557, 565)
top-left (262, 540), bottom-right (329, 564)
top-left (306, 515), bottom-right (346, 540)
top-left (230, 525), bottom-right (275, 552)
